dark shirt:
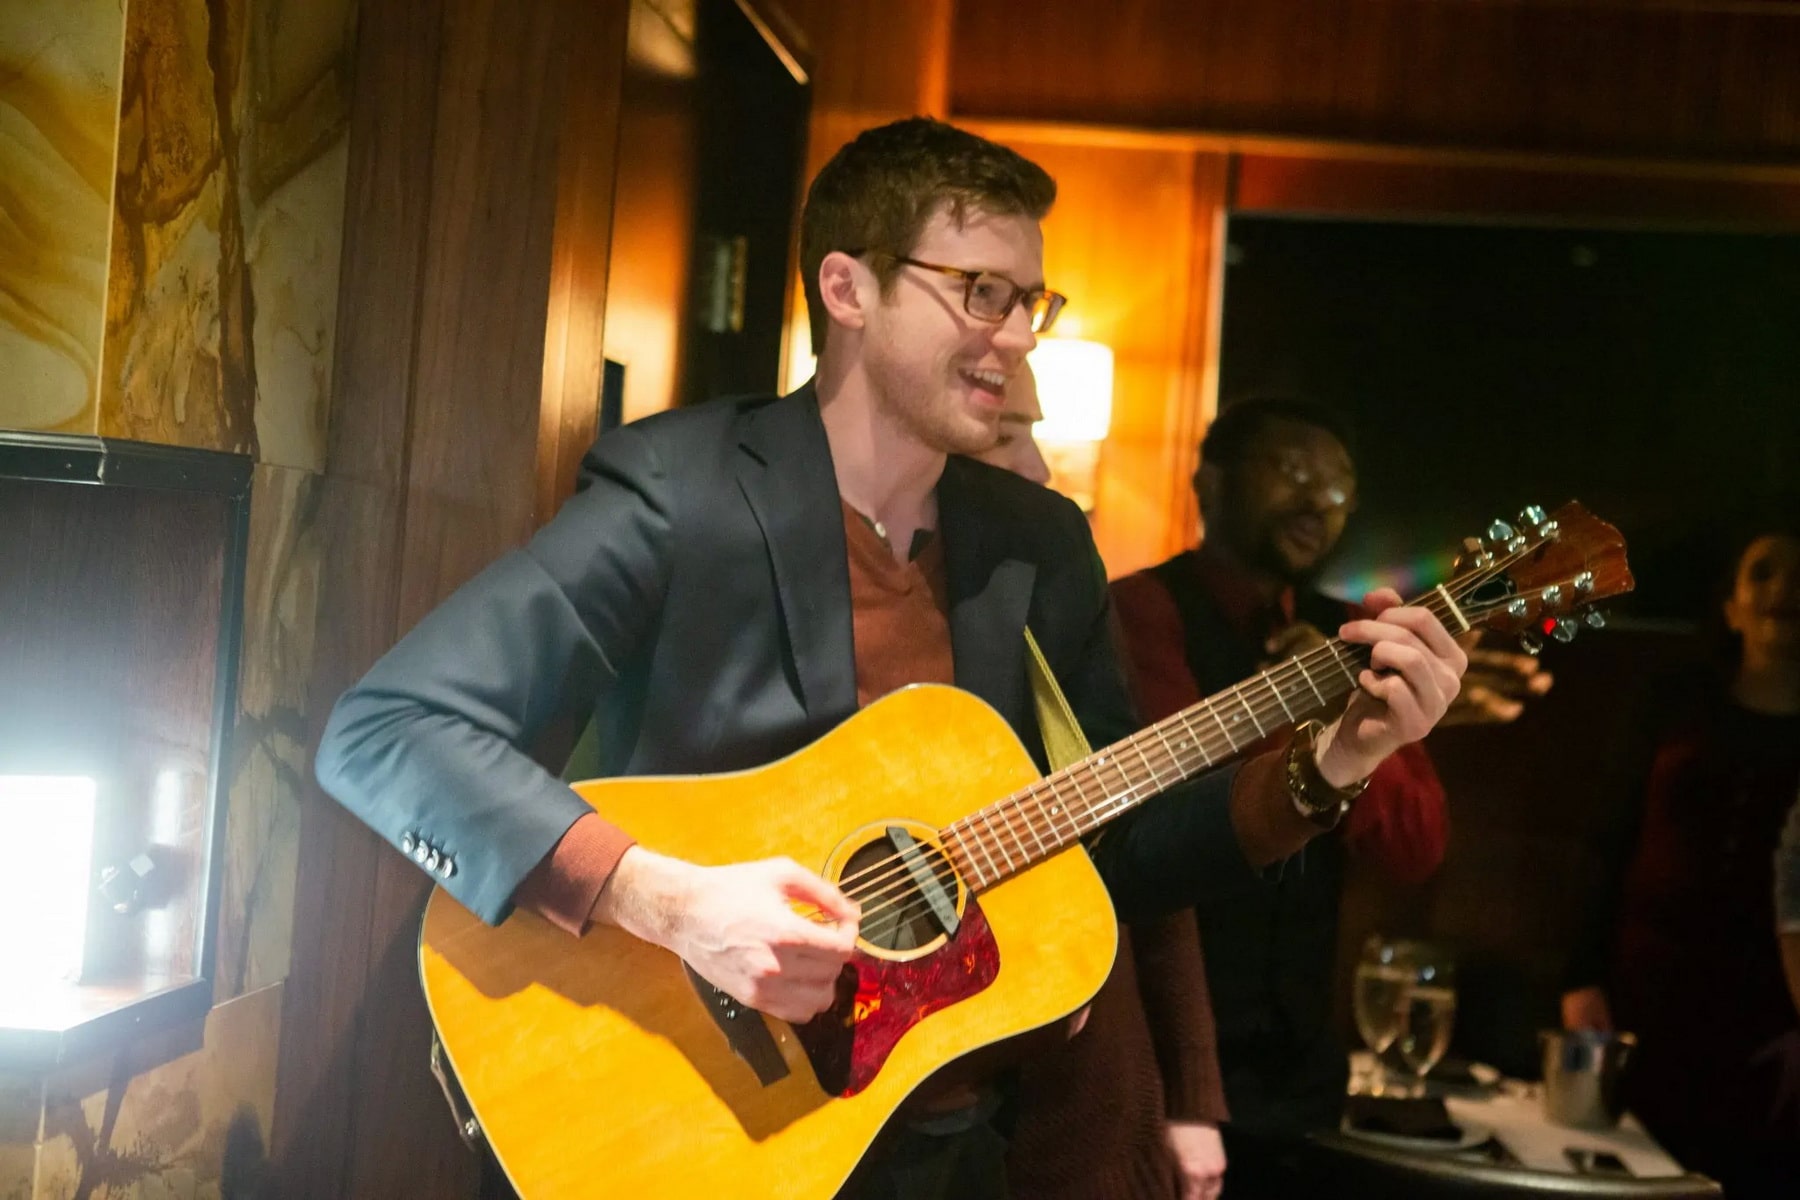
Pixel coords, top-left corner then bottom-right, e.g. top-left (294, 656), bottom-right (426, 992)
top-left (1597, 686), bottom-right (1800, 1161)
top-left (1111, 545), bottom-right (1449, 1134)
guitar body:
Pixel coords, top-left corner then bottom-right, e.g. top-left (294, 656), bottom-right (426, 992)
top-left (421, 685), bottom-right (1118, 1198)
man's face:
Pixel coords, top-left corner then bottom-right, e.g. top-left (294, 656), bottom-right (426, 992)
top-left (1211, 418), bottom-right (1357, 584)
top-left (970, 365), bottom-right (1051, 484)
top-left (859, 205), bottom-right (1043, 456)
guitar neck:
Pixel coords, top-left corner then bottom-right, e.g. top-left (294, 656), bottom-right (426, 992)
top-left (941, 584), bottom-right (1474, 893)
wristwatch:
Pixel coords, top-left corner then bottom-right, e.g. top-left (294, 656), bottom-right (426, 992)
top-left (1284, 720), bottom-right (1369, 828)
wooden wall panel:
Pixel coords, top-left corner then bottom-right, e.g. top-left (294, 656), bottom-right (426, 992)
top-left (538, 2), bottom-right (631, 518)
top-left (273, 0), bottom-right (447, 1190)
top-left (779, 0), bottom-right (951, 117)
top-left (279, 0), bottom-right (632, 1192)
top-left (991, 139), bottom-right (1229, 574)
top-left (602, 4), bottom-right (701, 422)
top-left (952, 0), bottom-right (1800, 163)
top-left (1234, 152), bottom-right (1800, 227)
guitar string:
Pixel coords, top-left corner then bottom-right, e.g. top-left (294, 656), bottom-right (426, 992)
top-left (813, 568), bottom-right (1549, 932)
top-left (932, 539), bottom-right (1560, 878)
top-left (823, 541), bottom-right (1530, 910)
top-left (804, 578), bottom-right (1579, 937)
top-left (808, 548), bottom-right (1571, 928)
top-left (812, 559), bottom-right (1562, 930)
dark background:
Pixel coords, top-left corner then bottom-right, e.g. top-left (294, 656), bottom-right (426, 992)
top-left (1219, 216), bottom-right (1800, 627)
top-left (1218, 216), bottom-right (1800, 1073)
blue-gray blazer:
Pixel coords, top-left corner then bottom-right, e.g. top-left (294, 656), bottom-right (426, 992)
top-left (314, 386), bottom-right (1257, 925)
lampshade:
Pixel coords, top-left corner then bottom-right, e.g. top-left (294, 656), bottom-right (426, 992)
top-left (1028, 338), bottom-right (1114, 444)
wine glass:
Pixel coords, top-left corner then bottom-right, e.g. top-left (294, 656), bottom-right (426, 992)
top-left (1393, 944), bottom-right (1457, 1098)
top-left (1352, 935), bottom-right (1412, 1095)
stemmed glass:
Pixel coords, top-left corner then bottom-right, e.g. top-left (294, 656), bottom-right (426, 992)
top-left (1352, 935), bottom-right (1412, 1095)
top-left (1392, 944), bottom-right (1457, 1098)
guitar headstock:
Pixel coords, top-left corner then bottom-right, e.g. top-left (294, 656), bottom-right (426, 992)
top-left (1445, 502), bottom-right (1635, 654)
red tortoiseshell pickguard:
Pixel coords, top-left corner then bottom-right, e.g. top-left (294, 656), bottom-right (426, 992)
top-left (792, 896), bottom-right (1000, 1097)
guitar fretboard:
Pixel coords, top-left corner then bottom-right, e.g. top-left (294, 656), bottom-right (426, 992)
top-left (938, 584), bottom-right (1473, 893)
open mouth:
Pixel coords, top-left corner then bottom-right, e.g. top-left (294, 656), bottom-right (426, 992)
top-left (960, 367), bottom-right (1008, 407)
top-left (1278, 514), bottom-right (1327, 557)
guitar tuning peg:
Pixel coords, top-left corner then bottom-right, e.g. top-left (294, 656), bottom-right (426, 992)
top-left (1584, 610), bottom-right (1606, 630)
top-left (1573, 571), bottom-right (1595, 595)
top-left (1541, 584), bottom-right (1563, 609)
top-left (1519, 631), bottom-right (1543, 656)
top-left (1552, 617), bottom-right (1579, 644)
top-left (1487, 520), bottom-right (1515, 543)
top-left (1518, 505), bottom-right (1547, 528)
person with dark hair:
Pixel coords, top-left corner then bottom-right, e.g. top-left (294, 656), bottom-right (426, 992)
top-left (1563, 525), bottom-right (1800, 1196)
top-left (1108, 396), bottom-right (1543, 1190)
top-left (313, 119), bottom-right (1469, 1199)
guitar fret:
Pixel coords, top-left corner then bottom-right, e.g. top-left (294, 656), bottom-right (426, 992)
top-left (1081, 758), bottom-right (1120, 830)
top-left (1017, 793), bottom-right (1049, 857)
top-left (1129, 737), bottom-right (1163, 789)
top-left (1203, 697), bottom-right (1241, 753)
top-left (1150, 722), bottom-right (1184, 781)
top-left (1099, 752), bottom-right (1136, 815)
top-left (1263, 670), bottom-right (1297, 723)
top-left (980, 808), bottom-right (1018, 874)
top-left (965, 819), bottom-right (1000, 882)
top-left (1325, 641), bottom-right (1359, 688)
top-left (945, 826), bottom-right (986, 891)
top-left (1236, 690), bottom-right (1267, 739)
top-left (1174, 710), bottom-right (1215, 770)
top-left (1039, 779), bottom-right (1078, 846)
top-left (1293, 655), bottom-right (1327, 706)
top-left (1060, 763), bottom-right (1100, 834)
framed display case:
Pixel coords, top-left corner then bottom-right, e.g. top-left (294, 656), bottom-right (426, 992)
top-left (0, 432), bottom-right (251, 1070)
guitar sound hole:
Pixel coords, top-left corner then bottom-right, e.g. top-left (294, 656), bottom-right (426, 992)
top-left (840, 835), bottom-right (961, 954)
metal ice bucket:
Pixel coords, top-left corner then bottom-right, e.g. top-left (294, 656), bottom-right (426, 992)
top-left (1539, 1029), bottom-right (1636, 1129)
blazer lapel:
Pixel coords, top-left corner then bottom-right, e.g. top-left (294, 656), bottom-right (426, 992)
top-left (938, 458), bottom-right (1035, 730)
top-left (735, 386), bottom-right (857, 724)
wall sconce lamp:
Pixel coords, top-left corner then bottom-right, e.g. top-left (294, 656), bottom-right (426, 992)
top-left (0, 775), bottom-right (97, 991)
top-left (1028, 337), bottom-right (1115, 512)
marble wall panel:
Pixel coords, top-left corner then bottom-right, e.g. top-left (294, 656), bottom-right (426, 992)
top-left (99, 0), bottom-right (354, 470)
top-left (0, 0), bottom-right (126, 435)
top-left (0, 1077), bottom-right (43, 1199)
top-left (215, 463), bottom-right (321, 1005)
top-left (32, 982), bottom-right (281, 1200)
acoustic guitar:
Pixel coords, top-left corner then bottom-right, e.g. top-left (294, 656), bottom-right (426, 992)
top-left (421, 502), bottom-right (1631, 1197)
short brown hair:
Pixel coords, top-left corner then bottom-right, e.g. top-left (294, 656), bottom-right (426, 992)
top-left (799, 117), bottom-right (1056, 354)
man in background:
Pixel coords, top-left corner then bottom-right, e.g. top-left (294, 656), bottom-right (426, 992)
top-left (1110, 397), bottom-right (1547, 1190)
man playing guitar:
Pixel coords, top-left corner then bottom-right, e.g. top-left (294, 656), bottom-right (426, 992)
top-left (314, 117), bottom-right (1467, 1198)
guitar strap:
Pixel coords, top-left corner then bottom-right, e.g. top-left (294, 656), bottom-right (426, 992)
top-left (1024, 627), bottom-right (1091, 770)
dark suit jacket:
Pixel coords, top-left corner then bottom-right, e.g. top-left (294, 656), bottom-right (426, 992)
top-left (314, 387), bottom-right (1260, 926)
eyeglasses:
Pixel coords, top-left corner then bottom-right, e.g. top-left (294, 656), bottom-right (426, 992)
top-left (1262, 447), bottom-right (1357, 511)
top-left (867, 253), bottom-right (1067, 334)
